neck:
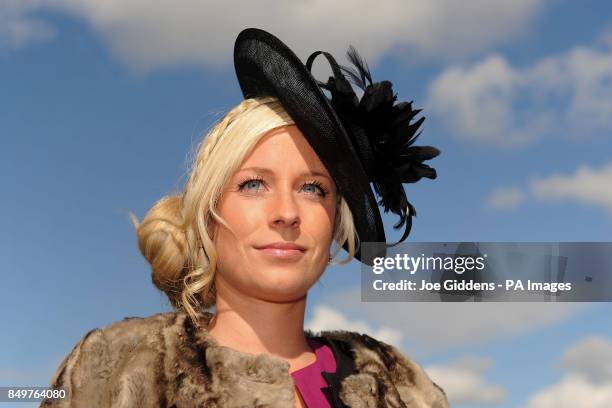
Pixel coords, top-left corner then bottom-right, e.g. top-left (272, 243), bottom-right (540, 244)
top-left (206, 276), bottom-right (312, 363)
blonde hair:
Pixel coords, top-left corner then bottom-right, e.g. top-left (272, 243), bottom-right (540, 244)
top-left (132, 97), bottom-right (358, 327)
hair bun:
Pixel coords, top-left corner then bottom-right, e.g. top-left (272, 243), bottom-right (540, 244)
top-left (134, 195), bottom-right (189, 303)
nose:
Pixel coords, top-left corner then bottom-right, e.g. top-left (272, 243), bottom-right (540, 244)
top-left (269, 187), bottom-right (300, 228)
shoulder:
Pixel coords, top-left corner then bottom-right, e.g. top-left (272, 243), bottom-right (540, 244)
top-left (73, 311), bottom-right (182, 349)
top-left (52, 311), bottom-right (189, 372)
top-left (313, 329), bottom-right (449, 408)
top-left (43, 312), bottom-right (189, 407)
top-left (56, 311), bottom-right (182, 371)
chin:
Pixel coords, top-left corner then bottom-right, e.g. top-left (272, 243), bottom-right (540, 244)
top-left (244, 279), bottom-right (308, 302)
top-left (250, 269), bottom-right (313, 297)
top-left (261, 274), bottom-right (311, 291)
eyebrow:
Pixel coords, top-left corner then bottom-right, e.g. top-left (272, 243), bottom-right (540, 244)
top-left (236, 166), bottom-right (332, 180)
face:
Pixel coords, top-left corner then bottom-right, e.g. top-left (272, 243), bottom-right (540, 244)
top-left (213, 125), bottom-right (337, 303)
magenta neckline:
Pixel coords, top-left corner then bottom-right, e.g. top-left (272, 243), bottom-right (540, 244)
top-left (291, 338), bottom-right (337, 376)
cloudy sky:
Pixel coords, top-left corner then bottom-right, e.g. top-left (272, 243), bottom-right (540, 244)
top-left (2, 1), bottom-right (612, 407)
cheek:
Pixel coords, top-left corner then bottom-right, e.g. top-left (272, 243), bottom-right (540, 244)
top-left (216, 197), bottom-right (264, 239)
top-left (305, 205), bottom-right (336, 243)
top-left (213, 205), bottom-right (257, 280)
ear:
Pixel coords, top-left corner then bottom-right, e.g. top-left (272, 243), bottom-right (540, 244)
top-left (206, 196), bottom-right (220, 238)
top-left (208, 218), bottom-right (219, 243)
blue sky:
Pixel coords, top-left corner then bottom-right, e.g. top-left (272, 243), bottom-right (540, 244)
top-left (2, 1), bottom-right (612, 407)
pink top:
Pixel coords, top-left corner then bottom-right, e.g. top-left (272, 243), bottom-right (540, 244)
top-left (291, 339), bottom-right (337, 408)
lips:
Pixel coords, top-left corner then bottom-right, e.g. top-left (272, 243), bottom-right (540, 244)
top-left (255, 242), bottom-right (306, 251)
top-left (254, 242), bottom-right (306, 260)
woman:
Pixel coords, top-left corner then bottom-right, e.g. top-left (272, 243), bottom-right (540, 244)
top-left (41, 29), bottom-right (447, 408)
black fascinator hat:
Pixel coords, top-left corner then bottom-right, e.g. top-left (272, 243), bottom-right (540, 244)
top-left (234, 28), bottom-right (439, 265)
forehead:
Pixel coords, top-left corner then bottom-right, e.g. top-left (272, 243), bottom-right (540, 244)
top-left (239, 125), bottom-right (330, 175)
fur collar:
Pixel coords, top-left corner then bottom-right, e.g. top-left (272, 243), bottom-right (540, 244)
top-left (44, 311), bottom-right (448, 408)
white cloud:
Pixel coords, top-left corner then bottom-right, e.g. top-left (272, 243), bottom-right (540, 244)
top-left (0, 1), bottom-right (56, 49)
top-left (3, 0), bottom-right (544, 71)
top-left (486, 162), bottom-right (612, 214)
top-left (427, 34), bottom-right (612, 147)
top-left (528, 376), bottom-right (612, 408)
top-left (487, 185), bottom-right (526, 210)
top-left (427, 55), bottom-right (525, 146)
top-left (526, 336), bottom-right (612, 408)
top-left (313, 286), bottom-right (587, 355)
top-left (426, 357), bottom-right (506, 406)
top-left (530, 163), bottom-right (612, 215)
top-left (560, 336), bottom-right (612, 384)
top-left (306, 304), bottom-right (403, 346)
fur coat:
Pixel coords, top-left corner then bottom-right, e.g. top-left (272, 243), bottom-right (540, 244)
top-left (41, 311), bottom-right (448, 408)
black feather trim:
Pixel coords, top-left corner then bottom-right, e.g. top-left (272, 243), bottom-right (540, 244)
top-left (307, 47), bottom-right (439, 244)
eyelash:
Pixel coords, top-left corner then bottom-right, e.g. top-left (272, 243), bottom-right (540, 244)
top-left (236, 176), bottom-right (330, 197)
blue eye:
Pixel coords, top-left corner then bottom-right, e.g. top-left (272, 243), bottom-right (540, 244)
top-left (303, 184), bottom-right (317, 194)
top-left (238, 177), bottom-right (265, 192)
top-left (245, 180), bottom-right (261, 189)
top-left (302, 181), bottom-right (328, 197)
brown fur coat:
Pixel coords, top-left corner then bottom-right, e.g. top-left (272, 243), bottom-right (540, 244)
top-left (41, 311), bottom-right (448, 408)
